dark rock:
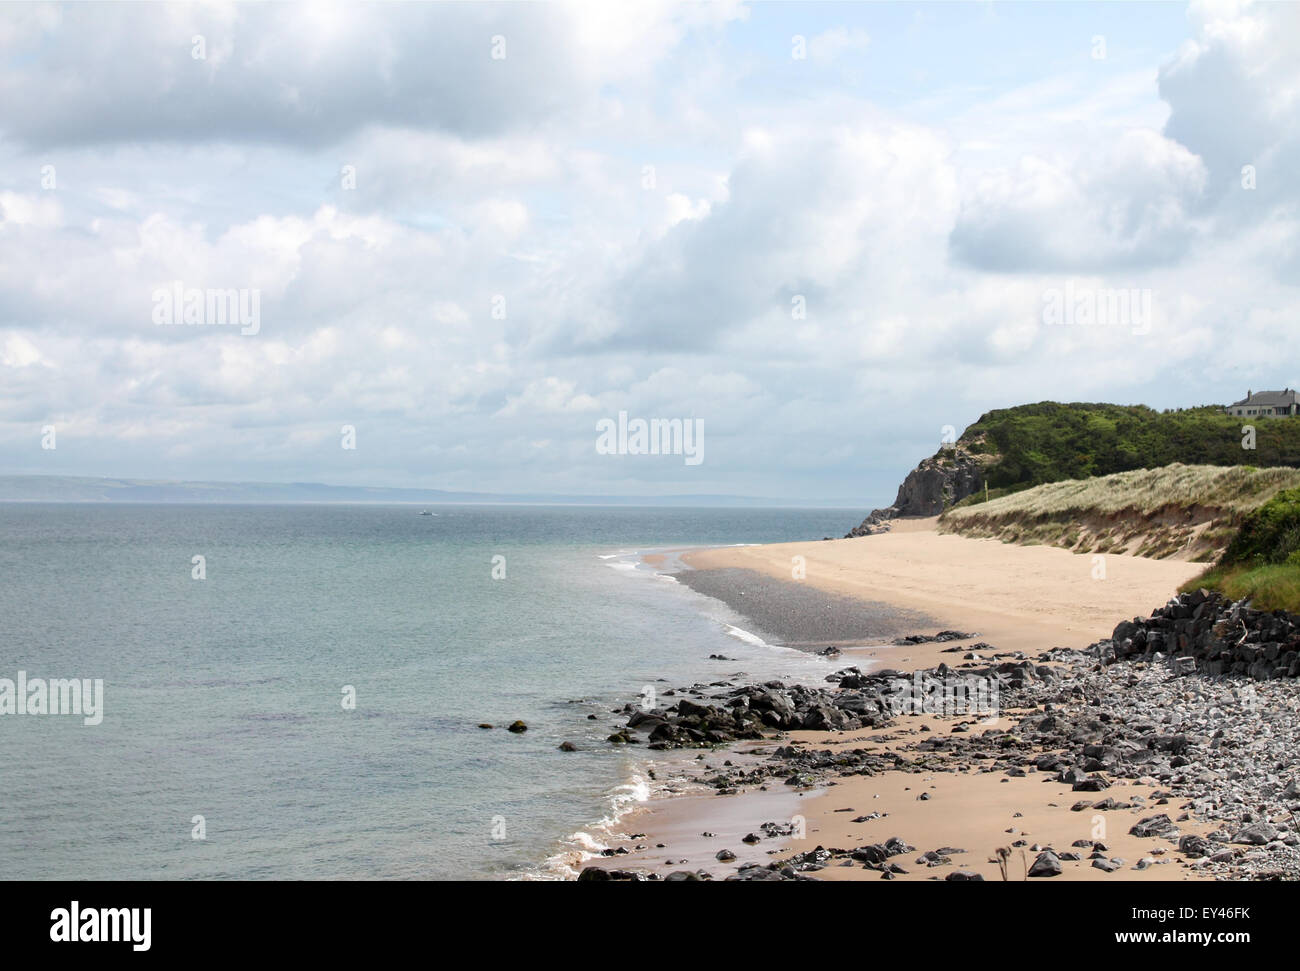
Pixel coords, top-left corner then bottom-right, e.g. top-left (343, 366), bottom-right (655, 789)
top-left (845, 445), bottom-right (983, 535)
top-left (884, 836), bottom-right (914, 856)
top-left (1071, 776), bottom-right (1111, 792)
top-left (577, 866), bottom-right (649, 881)
top-left (916, 850), bottom-right (952, 867)
top-left (1027, 850), bottom-right (1063, 877)
top-left (851, 845), bottom-right (889, 864)
top-left (1130, 814), bottom-right (1177, 838)
top-left (1178, 835), bottom-right (1211, 858)
top-left (1232, 822), bottom-right (1279, 845)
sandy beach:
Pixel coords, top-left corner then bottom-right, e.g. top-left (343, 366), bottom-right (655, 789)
top-left (681, 517), bottom-right (1205, 670)
top-left (601, 518), bottom-right (1219, 882)
top-left (615, 720), bottom-right (1214, 882)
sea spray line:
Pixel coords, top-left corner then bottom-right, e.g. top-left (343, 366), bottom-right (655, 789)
top-left (542, 766), bottom-right (654, 879)
top-left (0, 671), bottom-right (104, 725)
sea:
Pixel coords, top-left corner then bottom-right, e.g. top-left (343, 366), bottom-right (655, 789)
top-left (0, 503), bottom-right (864, 880)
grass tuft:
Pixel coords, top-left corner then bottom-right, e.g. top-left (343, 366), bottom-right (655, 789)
top-left (1181, 486), bottom-right (1300, 611)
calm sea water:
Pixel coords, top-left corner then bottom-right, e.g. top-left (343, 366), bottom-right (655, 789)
top-left (0, 503), bottom-right (862, 880)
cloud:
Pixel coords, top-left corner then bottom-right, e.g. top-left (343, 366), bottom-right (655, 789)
top-left (950, 129), bottom-right (1207, 272)
top-left (0, 2), bottom-right (740, 150)
top-left (1158, 0), bottom-right (1300, 195)
top-left (1, 2), bottom-right (1298, 502)
top-left (0, 190), bottom-right (63, 227)
top-left (586, 121), bottom-right (958, 351)
top-left (496, 377), bottom-right (600, 418)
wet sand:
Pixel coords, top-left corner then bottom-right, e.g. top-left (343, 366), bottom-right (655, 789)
top-left (611, 712), bottom-right (1212, 883)
top-left (679, 517), bottom-right (1203, 670)
top-left (673, 566), bottom-right (933, 649)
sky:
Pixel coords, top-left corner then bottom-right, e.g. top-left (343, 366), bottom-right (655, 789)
top-left (0, 0), bottom-right (1297, 504)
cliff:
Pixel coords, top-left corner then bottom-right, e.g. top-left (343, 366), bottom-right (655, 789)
top-left (845, 444), bottom-right (984, 536)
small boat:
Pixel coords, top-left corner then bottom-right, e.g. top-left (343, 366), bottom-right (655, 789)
top-left (419, 510), bottom-right (433, 516)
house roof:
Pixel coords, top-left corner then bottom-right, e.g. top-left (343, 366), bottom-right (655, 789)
top-left (1227, 389), bottom-right (1299, 408)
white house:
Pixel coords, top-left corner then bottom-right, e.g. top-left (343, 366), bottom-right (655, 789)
top-left (1225, 389), bottom-right (1300, 417)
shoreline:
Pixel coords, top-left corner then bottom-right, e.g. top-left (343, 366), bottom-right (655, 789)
top-left (672, 566), bottom-right (934, 649)
top-left (578, 520), bottom-right (1295, 882)
top-left (679, 517), bottom-right (1206, 669)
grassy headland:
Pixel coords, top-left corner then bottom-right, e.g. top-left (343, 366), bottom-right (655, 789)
top-left (939, 464), bottom-right (1300, 562)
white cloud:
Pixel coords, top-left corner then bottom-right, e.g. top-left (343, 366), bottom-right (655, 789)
top-left (0, 2), bottom-right (742, 149)
top-left (496, 377), bottom-right (600, 418)
top-left (1, 333), bottom-right (47, 368)
top-left (950, 129), bottom-right (1207, 271)
top-left (1159, 0), bottom-right (1300, 192)
top-left (0, 191), bottom-right (63, 228)
top-left (1, 2), bottom-right (1297, 501)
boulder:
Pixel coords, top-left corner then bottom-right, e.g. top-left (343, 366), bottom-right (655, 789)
top-left (1130, 814), bottom-right (1177, 838)
top-left (1027, 850), bottom-right (1063, 877)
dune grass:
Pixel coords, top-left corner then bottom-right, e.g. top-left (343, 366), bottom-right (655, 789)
top-left (1181, 486), bottom-right (1300, 611)
top-left (1183, 564), bottom-right (1300, 612)
top-left (944, 464), bottom-right (1300, 521)
top-left (939, 464), bottom-right (1300, 562)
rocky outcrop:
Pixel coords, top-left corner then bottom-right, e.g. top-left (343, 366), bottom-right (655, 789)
top-left (1098, 589), bottom-right (1300, 679)
top-left (846, 445), bottom-right (984, 537)
top-left (616, 679), bottom-right (899, 751)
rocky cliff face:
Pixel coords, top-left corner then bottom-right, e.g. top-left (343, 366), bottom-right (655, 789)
top-left (845, 446), bottom-right (984, 537)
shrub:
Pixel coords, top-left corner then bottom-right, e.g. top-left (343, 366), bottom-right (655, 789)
top-left (1219, 487), bottom-right (1300, 566)
top-left (959, 402), bottom-right (1300, 491)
